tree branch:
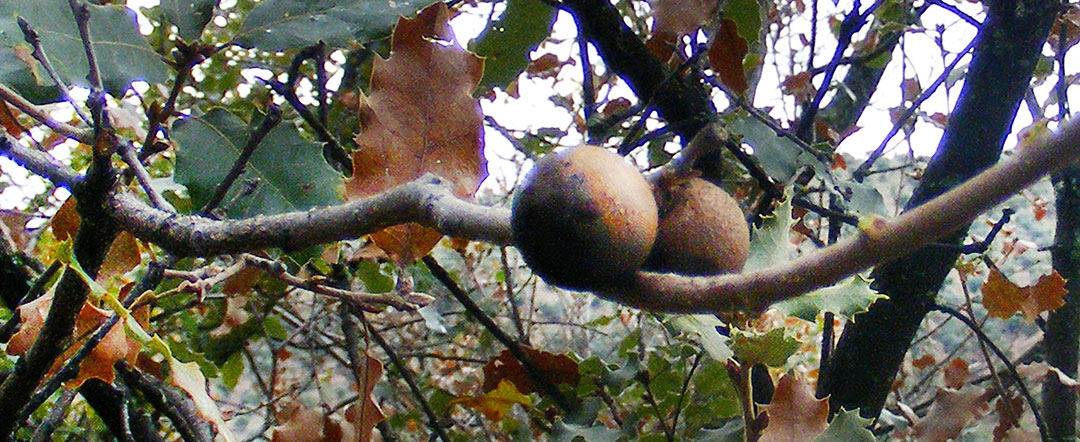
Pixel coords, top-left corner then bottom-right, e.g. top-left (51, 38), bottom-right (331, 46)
top-left (107, 175), bottom-right (512, 256)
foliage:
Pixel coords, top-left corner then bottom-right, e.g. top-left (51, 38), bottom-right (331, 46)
top-left (0, 0), bottom-right (1072, 440)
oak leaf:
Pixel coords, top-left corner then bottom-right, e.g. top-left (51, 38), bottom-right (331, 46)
top-left (347, 352), bottom-right (387, 442)
top-left (708, 19), bottom-right (749, 94)
top-left (981, 268), bottom-right (1067, 322)
top-left (649, 0), bottom-right (720, 47)
top-left (8, 291), bottom-right (148, 388)
top-left (758, 374), bottom-right (828, 442)
top-left (482, 346), bottom-right (579, 394)
top-left (943, 358), bottom-right (969, 390)
top-left (912, 387), bottom-right (989, 441)
top-left (344, 2), bottom-right (487, 266)
top-left (451, 379), bottom-right (531, 422)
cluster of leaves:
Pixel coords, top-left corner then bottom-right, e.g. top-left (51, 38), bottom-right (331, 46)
top-left (0, 0), bottom-right (1074, 440)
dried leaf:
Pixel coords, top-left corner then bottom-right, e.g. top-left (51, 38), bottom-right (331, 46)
top-left (993, 393), bottom-right (1024, 441)
top-left (982, 268), bottom-right (1067, 322)
top-left (221, 264), bottom-right (266, 295)
top-left (344, 3), bottom-right (487, 266)
top-left (650, 0), bottom-right (720, 43)
top-left (0, 209), bottom-right (34, 253)
top-left (913, 387), bottom-right (989, 441)
top-left (758, 374), bottom-right (828, 442)
top-left (482, 346), bottom-right (580, 394)
top-left (943, 358), bottom-right (969, 390)
top-left (209, 297), bottom-right (251, 338)
top-left (51, 197), bottom-right (80, 241)
top-left (911, 354), bottom-right (935, 370)
top-left (9, 291), bottom-right (149, 388)
top-left (707, 19), bottom-right (749, 94)
top-left (347, 352), bottom-right (387, 442)
top-left (97, 231), bottom-right (141, 283)
top-left (271, 401), bottom-right (326, 442)
top-left (0, 101), bottom-right (26, 136)
top-left (781, 72), bottom-right (814, 102)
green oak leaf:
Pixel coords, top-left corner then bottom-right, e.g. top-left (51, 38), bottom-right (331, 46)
top-left (160, 0), bottom-right (218, 41)
top-left (744, 190), bottom-right (797, 273)
top-left (669, 314), bottom-right (734, 361)
top-left (813, 409), bottom-right (875, 441)
top-left (172, 108), bottom-right (342, 218)
top-left (233, 0), bottom-right (437, 51)
top-left (731, 114), bottom-right (830, 183)
top-left (0, 0), bottom-right (169, 102)
top-left (724, 0), bottom-right (762, 46)
top-left (470, 0), bottom-right (556, 94)
top-left (730, 327), bottom-right (800, 367)
top-left (772, 274), bottom-right (886, 321)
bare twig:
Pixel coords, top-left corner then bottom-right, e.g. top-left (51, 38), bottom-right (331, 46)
top-left (118, 140), bottom-right (174, 211)
top-left (853, 37), bottom-right (978, 181)
top-left (358, 312), bottom-right (451, 442)
top-left (264, 79), bottom-right (351, 173)
top-left (244, 254), bottom-right (427, 312)
top-left (423, 255), bottom-right (578, 413)
top-left (0, 84), bottom-right (90, 142)
top-left (17, 18), bottom-right (90, 123)
top-left (200, 105), bottom-right (282, 215)
top-left (931, 304), bottom-right (1047, 441)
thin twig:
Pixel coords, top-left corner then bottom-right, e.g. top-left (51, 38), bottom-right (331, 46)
top-left (17, 18), bottom-right (90, 123)
top-left (422, 255), bottom-right (578, 413)
top-left (264, 79), bottom-right (351, 173)
top-left (359, 312), bottom-right (451, 442)
top-left (853, 37), bottom-right (978, 181)
top-left (669, 352), bottom-right (703, 435)
top-left (118, 140), bottom-right (174, 211)
top-left (141, 41), bottom-right (215, 161)
top-left (930, 304), bottom-right (1047, 441)
top-left (244, 254), bottom-right (426, 312)
top-left (0, 84), bottom-right (90, 142)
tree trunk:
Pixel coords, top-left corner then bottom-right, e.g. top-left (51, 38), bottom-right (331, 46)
top-left (1045, 165), bottom-right (1080, 440)
top-left (818, 0), bottom-right (1059, 418)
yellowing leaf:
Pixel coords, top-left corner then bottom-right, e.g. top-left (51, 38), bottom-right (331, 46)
top-left (982, 268), bottom-right (1067, 322)
top-left (451, 380), bottom-right (531, 422)
top-left (97, 231), bottom-right (141, 283)
top-left (344, 2), bottom-right (487, 266)
top-left (759, 374), bottom-right (829, 441)
top-left (170, 357), bottom-right (238, 441)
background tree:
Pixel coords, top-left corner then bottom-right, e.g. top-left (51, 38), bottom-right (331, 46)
top-left (0, 0), bottom-right (1076, 440)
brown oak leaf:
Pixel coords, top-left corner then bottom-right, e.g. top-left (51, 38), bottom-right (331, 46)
top-left (982, 268), bottom-right (1067, 322)
top-left (344, 2), bottom-right (487, 266)
top-left (758, 374), bottom-right (829, 442)
top-left (708, 19), bottom-right (749, 94)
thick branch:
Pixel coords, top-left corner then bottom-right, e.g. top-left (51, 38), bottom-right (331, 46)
top-left (108, 175), bottom-right (511, 256)
top-left (608, 118), bottom-right (1080, 313)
